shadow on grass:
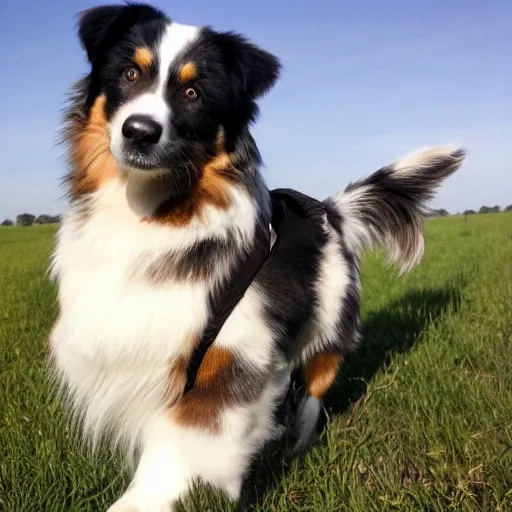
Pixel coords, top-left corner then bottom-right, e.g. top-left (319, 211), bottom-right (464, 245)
top-left (324, 285), bottom-right (462, 416)
top-left (237, 285), bottom-right (462, 510)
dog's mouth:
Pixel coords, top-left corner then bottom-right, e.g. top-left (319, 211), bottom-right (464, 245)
top-left (121, 147), bottom-right (164, 171)
top-left (115, 146), bottom-right (204, 201)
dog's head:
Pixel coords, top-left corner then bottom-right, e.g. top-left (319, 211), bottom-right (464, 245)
top-left (67, 3), bottom-right (280, 200)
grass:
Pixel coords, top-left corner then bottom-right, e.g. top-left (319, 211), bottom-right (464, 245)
top-left (1, 214), bottom-right (512, 511)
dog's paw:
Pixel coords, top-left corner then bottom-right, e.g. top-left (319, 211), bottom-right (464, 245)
top-left (107, 493), bottom-right (173, 512)
top-left (107, 500), bottom-right (140, 512)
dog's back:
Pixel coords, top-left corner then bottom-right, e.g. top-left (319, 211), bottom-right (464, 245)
top-left (248, 146), bottom-right (466, 452)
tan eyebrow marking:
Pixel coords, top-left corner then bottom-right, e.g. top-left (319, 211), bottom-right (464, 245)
top-left (178, 62), bottom-right (197, 82)
top-left (134, 47), bottom-right (153, 69)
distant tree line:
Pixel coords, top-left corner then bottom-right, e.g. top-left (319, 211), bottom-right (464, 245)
top-left (425, 208), bottom-right (450, 218)
top-left (477, 205), bottom-right (501, 214)
top-left (1, 214), bottom-right (61, 227)
top-left (2, 204), bottom-right (512, 227)
top-left (427, 205), bottom-right (512, 217)
top-left (462, 205), bottom-right (512, 215)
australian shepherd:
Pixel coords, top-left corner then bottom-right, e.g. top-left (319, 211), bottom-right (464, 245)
top-left (49, 3), bottom-right (466, 511)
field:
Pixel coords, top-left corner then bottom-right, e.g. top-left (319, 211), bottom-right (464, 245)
top-left (1, 214), bottom-right (511, 511)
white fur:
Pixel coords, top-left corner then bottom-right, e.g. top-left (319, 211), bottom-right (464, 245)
top-left (332, 185), bottom-right (380, 256)
top-left (156, 22), bottom-right (200, 95)
top-left (391, 145), bottom-right (461, 177)
top-left (308, 220), bottom-right (352, 357)
top-left (217, 285), bottom-right (277, 368)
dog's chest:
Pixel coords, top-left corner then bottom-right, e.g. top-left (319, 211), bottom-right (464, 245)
top-left (50, 198), bottom-right (209, 378)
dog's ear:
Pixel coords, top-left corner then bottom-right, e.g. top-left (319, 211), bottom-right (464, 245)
top-left (78, 5), bottom-right (125, 63)
top-left (77, 4), bottom-right (164, 64)
top-left (214, 31), bottom-right (281, 101)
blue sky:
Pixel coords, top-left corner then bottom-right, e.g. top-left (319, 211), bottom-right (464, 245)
top-left (1, 0), bottom-right (511, 220)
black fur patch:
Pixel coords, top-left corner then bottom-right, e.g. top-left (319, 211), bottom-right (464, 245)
top-left (255, 189), bottom-right (328, 357)
top-left (145, 231), bottom-right (237, 283)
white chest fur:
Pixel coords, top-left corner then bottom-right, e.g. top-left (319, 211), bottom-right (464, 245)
top-left (48, 178), bottom-right (259, 452)
top-left (51, 181), bottom-right (210, 365)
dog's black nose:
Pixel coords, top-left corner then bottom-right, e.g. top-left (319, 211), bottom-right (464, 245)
top-left (122, 115), bottom-right (163, 145)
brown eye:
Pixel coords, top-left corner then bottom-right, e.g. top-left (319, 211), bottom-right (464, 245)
top-left (184, 87), bottom-right (198, 100)
top-left (124, 67), bottom-right (140, 82)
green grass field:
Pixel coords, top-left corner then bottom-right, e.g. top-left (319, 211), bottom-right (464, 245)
top-left (1, 214), bottom-right (511, 512)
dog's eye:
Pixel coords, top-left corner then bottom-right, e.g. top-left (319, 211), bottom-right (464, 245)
top-left (184, 87), bottom-right (199, 101)
top-left (124, 67), bottom-right (140, 82)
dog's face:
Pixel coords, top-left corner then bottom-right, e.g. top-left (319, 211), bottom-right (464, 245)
top-left (76, 3), bottom-right (280, 186)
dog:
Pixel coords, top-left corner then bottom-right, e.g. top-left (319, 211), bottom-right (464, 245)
top-left (48, 3), bottom-right (466, 511)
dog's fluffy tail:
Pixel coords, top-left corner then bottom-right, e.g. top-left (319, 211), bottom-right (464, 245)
top-left (326, 146), bottom-right (466, 273)
top-left (290, 146), bottom-right (466, 456)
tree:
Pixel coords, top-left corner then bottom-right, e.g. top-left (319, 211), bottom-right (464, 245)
top-left (491, 205), bottom-right (501, 213)
top-left (36, 214), bottom-right (61, 224)
top-left (36, 214), bottom-right (51, 224)
top-left (479, 206), bottom-right (492, 214)
top-left (425, 208), bottom-right (449, 218)
top-left (463, 209), bottom-right (476, 215)
top-left (1, 219), bottom-right (13, 226)
top-left (16, 213), bottom-right (35, 226)
top-left (505, 205), bottom-right (512, 212)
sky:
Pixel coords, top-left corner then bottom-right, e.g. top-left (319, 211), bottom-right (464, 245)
top-left (0, 0), bottom-right (511, 220)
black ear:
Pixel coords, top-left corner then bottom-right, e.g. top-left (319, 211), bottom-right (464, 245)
top-left (77, 4), bottom-right (165, 64)
top-left (214, 31), bottom-right (281, 101)
top-left (78, 5), bottom-right (125, 63)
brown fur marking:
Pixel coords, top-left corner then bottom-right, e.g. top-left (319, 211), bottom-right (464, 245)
top-left (178, 62), bottom-right (197, 82)
top-left (172, 346), bottom-right (263, 434)
top-left (134, 47), bottom-right (153, 69)
top-left (195, 346), bottom-right (234, 387)
top-left (172, 347), bottom-right (232, 433)
top-left (69, 94), bottom-right (118, 197)
top-left (149, 128), bottom-right (238, 227)
top-left (304, 352), bottom-right (343, 399)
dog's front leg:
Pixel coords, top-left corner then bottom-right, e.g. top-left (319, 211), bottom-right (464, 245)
top-left (108, 344), bottom-right (285, 512)
top-left (107, 414), bottom-right (198, 512)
